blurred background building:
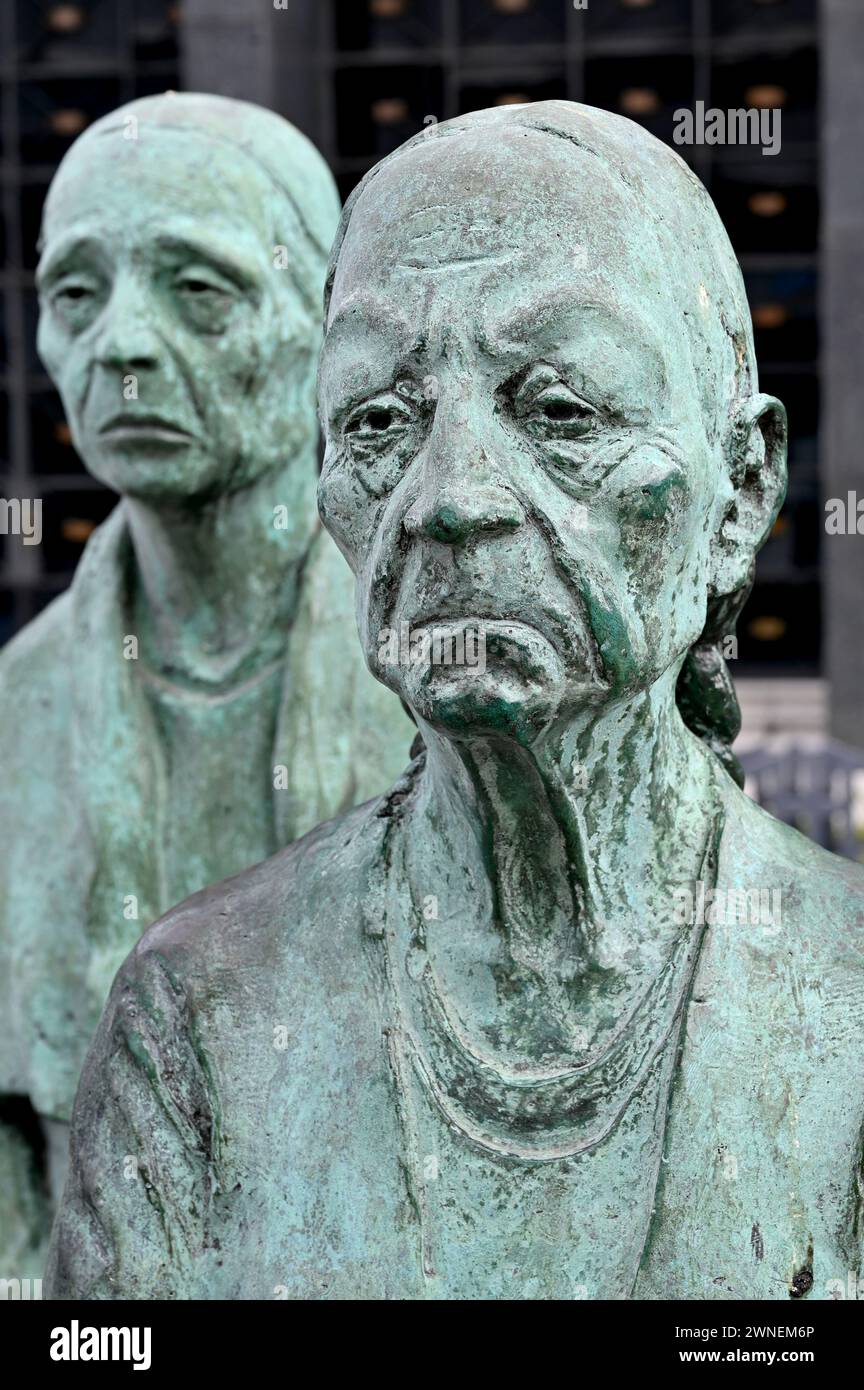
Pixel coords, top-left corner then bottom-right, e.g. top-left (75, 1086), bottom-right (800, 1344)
top-left (0, 0), bottom-right (861, 851)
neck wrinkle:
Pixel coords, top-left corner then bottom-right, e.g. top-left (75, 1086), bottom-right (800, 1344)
top-left (412, 669), bottom-right (716, 979)
top-left (124, 448), bottom-right (320, 688)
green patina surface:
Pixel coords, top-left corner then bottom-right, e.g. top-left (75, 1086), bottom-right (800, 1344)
top-left (0, 93), bottom-right (414, 1281)
top-left (39, 101), bottom-right (864, 1301)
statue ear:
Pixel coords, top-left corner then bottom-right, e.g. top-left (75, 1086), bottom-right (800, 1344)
top-left (710, 393), bottom-right (787, 598)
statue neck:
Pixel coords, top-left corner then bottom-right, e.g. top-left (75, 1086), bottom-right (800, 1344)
top-left (413, 669), bottom-right (719, 989)
top-left (125, 450), bottom-right (319, 688)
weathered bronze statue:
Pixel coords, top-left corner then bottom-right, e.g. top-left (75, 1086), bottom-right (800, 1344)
top-left (47, 102), bottom-right (864, 1301)
top-left (0, 93), bottom-right (413, 1278)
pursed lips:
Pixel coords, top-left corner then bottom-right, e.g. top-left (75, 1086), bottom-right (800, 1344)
top-left (411, 610), bottom-right (537, 631)
top-left (97, 414), bottom-right (196, 441)
top-left (399, 598), bottom-right (589, 660)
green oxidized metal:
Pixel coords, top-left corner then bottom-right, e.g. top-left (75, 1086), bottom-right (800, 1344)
top-left (0, 93), bottom-right (414, 1281)
top-left (46, 102), bottom-right (864, 1301)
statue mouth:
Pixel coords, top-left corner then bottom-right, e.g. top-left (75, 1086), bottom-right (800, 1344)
top-left (393, 616), bottom-right (568, 706)
top-left (97, 414), bottom-right (196, 445)
top-left (411, 614), bottom-right (541, 639)
top-left (408, 616), bottom-right (555, 672)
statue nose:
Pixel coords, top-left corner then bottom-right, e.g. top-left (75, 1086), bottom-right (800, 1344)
top-left (407, 490), bottom-right (524, 544)
top-left (94, 278), bottom-right (161, 371)
top-left (404, 401), bottom-right (525, 544)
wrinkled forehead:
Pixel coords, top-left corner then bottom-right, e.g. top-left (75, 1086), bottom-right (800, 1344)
top-left (327, 127), bottom-right (682, 357)
top-left (41, 127), bottom-right (275, 254)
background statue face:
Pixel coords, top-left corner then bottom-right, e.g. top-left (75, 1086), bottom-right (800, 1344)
top-left (37, 123), bottom-right (321, 503)
top-left (319, 118), bottom-right (784, 740)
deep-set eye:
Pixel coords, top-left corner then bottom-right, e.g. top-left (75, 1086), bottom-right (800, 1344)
top-left (172, 266), bottom-right (238, 332)
top-left (347, 406), bottom-right (395, 433)
top-left (48, 278), bottom-right (102, 331)
top-left (540, 397), bottom-right (586, 423)
top-left (175, 272), bottom-right (235, 298)
top-left (522, 383), bottom-right (596, 437)
top-left (343, 394), bottom-right (414, 454)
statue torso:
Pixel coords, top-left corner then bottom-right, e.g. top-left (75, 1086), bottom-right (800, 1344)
top-left (150, 779), bottom-right (864, 1301)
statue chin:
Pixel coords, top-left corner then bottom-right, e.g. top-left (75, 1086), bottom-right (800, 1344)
top-left (384, 619), bottom-right (573, 739)
top-left (82, 444), bottom-right (208, 504)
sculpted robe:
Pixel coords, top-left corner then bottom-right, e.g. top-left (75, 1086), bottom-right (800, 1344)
top-left (46, 746), bottom-right (864, 1300)
top-left (0, 502), bottom-right (414, 1271)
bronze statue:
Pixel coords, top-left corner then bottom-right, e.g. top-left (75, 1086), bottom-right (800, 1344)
top-left (46, 102), bottom-right (864, 1301)
top-left (0, 93), bottom-right (413, 1279)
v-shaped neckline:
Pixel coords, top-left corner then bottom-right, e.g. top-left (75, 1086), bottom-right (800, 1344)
top-left (377, 756), bottom-right (726, 1163)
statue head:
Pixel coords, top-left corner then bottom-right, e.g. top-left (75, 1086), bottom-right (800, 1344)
top-left (318, 101), bottom-right (787, 777)
top-left (36, 92), bottom-right (340, 503)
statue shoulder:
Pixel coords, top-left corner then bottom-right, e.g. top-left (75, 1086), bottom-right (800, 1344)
top-left (721, 773), bottom-right (864, 966)
top-left (131, 793), bottom-right (394, 996)
top-left (0, 593), bottom-right (76, 790)
top-left (0, 589), bottom-right (74, 700)
top-left (46, 789), bottom-right (403, 1297)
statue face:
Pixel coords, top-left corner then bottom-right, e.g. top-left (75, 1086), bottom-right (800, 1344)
top-left (37, 129), bottom-right (315, 502)
top-left (319, 127), bottom-right (745, 741)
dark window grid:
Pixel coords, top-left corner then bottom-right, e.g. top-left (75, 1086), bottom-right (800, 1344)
top-left (319, 0), bottom-right (817, 196)
top-left (294, 27), bottom-right (819, 71)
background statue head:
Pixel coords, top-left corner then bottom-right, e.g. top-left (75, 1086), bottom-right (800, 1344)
top-left (36, 92), bottom-right (340, 504)
top-left (318, 101), bottom-right (787, 780)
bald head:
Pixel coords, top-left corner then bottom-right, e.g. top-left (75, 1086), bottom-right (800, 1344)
top-left (318, 102), bottom-right (785, 741)
top-left (327, 101), bottom-right (757, 445)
